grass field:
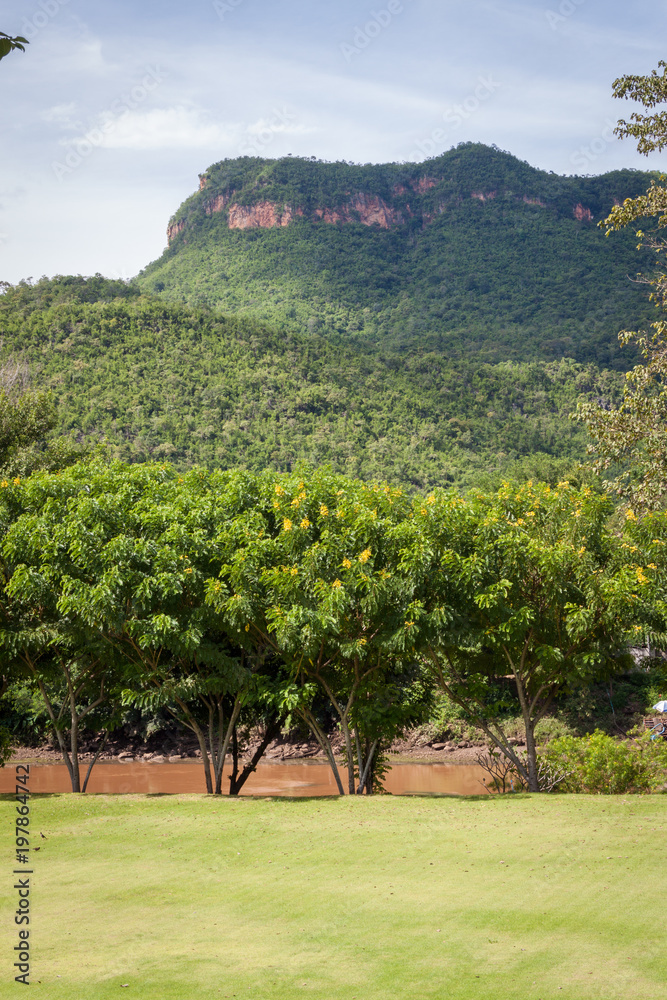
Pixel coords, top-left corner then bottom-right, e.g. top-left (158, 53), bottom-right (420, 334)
top-left (1, 792), bottom-right (665, 999)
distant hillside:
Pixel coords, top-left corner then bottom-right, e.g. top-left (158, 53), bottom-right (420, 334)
top-left (0, 277), bottom-right (622, 490)
top-left (138, 143), bottom-right (655, 368)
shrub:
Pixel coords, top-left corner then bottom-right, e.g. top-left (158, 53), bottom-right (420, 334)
top-left (542, 730), bottom-right (667, 794)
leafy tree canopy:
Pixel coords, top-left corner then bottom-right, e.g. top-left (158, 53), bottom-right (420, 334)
top-left (0, 31), bottom-right (28, 62)
top-left (580, 61), bottom-right (667, 512)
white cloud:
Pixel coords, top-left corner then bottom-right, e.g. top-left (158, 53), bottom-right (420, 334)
top-left (54, 104), bottom-right (317, 155)
top-left (92, 106), bottom-right (234, 151)
top-left (42, 103), bottom-right (81, 128)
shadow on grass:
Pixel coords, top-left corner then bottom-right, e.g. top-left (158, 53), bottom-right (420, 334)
top-left (0, 791), bottom-right (535, 802)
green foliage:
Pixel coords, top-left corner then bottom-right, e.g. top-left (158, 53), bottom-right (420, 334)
top-left (0, 678), bottom-right (53, 742)
top-left (0, 356), bottom-right (80, 478)
top-left (0, 276), bottom-right (624, 491)
top-left (139, 143), bottom-right (655, 367)
top-left (1, 459), bottom-right (662, 793)
top-left (612, 60), bottom-right (667, 156)
top-left (0, 31), bottom-right (28, 61)
top-left (578, 62), bottom-right (667, 511)
top-left (543, 729), bottom-right (667, 793)
top-left (418, 480), bottom-right (651, 789)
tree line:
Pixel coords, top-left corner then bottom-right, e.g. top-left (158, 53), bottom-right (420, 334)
top-left (0, 461), bottom-right (663, 794)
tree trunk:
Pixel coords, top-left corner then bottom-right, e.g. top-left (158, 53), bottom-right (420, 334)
top-left (229, 716), bottom-right (281, 796)
top-left (340, 716), bottom-right (356, 795)
top-left (31, 671), bottom-right (77, 791)
top-left (229, 725), bottom-right (240, 793)
top-left (213, 698), bottom-right (241, 794)
top-left (357, 739), bottom-right (378, 795)
top-left (176, 705), bottom-right (213, 793)
top-left (297, 708), bottom-right (345, 795)
top-left (82, 732), bottom-right (108, 793)
top-left (69, 682), bottom-right (81, 793)
top-left (514, 672), bottom-right (540, 792)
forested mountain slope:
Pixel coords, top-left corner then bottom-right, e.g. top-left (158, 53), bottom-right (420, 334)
top-left (0, 277), bottom-right (622, 490)
top-left (138, 143), bottom-right (655, 367)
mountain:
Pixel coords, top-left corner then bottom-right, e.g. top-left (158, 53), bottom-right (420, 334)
top-left (0, 277), bottom-right (621, 491)
top-left (0, 146), bottom-right (655, 489)
top-left (138, 143), bottom-right (655, 369)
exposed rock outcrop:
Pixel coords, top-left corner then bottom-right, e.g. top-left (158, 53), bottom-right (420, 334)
top-left (166, 219), bottom-right (186, 242)
top-left (318, 193), bottom-right (404, 228)
top-left (573, 203), bottom-right (593, 221)
top-left (204, 193), bottom-right (232, 215)
top-left (166, 174), bottom-right (592, 246)
top-left (227, 201), bottom-right (303, 229)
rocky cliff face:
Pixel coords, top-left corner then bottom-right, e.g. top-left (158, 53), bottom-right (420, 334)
top-left (167, 219), bottom-right (186, 242)
top-left (166, 184), bottom-right (596, 242)
top-left (227, 201), bottom-right (304, 229)
top-left (312, 193), bottom-right (403, 229)
top-left (166, 150), bottom-right (602, 245)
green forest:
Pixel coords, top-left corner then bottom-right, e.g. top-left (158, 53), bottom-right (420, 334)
top-left (0, 275), bottom-right (623, 490)
top-left (139, 143), bottom-right (656, 366)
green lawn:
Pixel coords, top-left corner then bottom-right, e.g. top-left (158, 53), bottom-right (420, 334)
top-left (1, 793), bottom-right (664, 999)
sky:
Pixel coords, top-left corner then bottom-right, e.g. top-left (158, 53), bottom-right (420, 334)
top-left (1, 0), bottom-right (666, 284)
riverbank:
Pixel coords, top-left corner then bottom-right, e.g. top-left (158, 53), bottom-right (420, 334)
top-left (7, 729), bottom-right (505, 766)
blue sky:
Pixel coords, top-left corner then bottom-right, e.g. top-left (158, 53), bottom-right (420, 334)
top-left (1, 0), bottom-right (666, 283)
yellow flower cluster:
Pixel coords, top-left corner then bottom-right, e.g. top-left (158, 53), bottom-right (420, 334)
top-left (426, 495), bottom-right (436, 505)
top-left (0, 481), bottom-right (7, 488)
top-left (332, 579), bottom-right (342, 589)
top-left (300, 518), bottom-right (310, 529)
top-left (626, 509), bottom-right (637, 521)
top-left (185, 567), bottom-right (193, 575)
top-left (636, 567), bottom-right (648, 584)
top-left (359, 549), bottom-right (372, 564)
top-left (342, 558), bottom-right (352, 569)
top-left (320, 504), bottom-right (328, 517)
top-left (283, 518), bottom-right (292, 532)
top-left (275, 484), bottom-right (284, 496)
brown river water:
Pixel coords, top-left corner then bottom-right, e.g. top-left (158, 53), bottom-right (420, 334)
top-left (0, 760), bottom-right (490, 796)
